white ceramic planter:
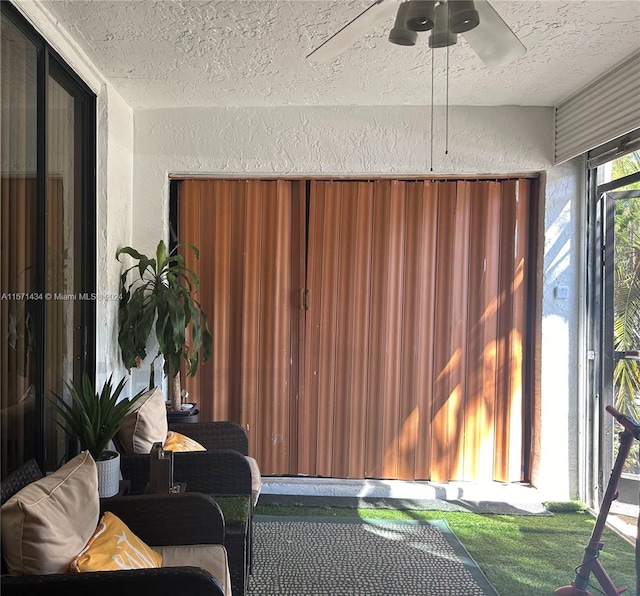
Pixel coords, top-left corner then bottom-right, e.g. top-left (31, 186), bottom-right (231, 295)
top-left (95, 450), bottom-right (120, 498)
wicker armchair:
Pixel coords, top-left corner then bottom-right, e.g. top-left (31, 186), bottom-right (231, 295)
top-left (1, 461), bottom-right (227, 596)
top-left (169, 421), bottom-right (261, 507)
top-left (0, 459), bottom-right (43, 506)
top-left (118, 421), bottom-right (259, 596)
top-left (118, 421), bottom-right (256, 497)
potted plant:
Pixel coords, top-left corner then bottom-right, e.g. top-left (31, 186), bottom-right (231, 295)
top-left (49, 373), bottom-right (144, 497)
top-left (116, 240), bottom-right (212, 412)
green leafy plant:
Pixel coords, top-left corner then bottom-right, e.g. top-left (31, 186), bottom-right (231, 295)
top-left (49, 373), bottom-right (143, 461)
top-left (116, 240), bottom-right (212, 411)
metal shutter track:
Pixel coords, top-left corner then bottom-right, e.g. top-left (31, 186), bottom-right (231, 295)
top-left (555, 51), bottom-right (640, 164)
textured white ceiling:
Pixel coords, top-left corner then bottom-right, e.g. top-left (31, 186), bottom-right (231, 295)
top-left (42, 0), bottom-right (640, 109)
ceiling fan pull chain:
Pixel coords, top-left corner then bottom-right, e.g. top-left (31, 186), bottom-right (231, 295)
top-left (430, 45), bottom-right (434, 172)
top-left (445, 2), bottom-right (450, 156)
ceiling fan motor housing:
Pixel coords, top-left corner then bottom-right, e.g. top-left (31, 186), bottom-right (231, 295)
top-left (405, 1), bottom-right (436, 32)
top-left (448, 0), bottom-right (480, 33)
top-left (389, 2), bottom-right (419, 45)
top-left (429, 1), bottom-right (457, 48)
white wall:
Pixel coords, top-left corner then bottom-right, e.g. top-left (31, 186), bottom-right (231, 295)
top-left (133, 104), bottom-right (553, 252)
top-left (537, 158), bottom-right (585, 500)
top-left (95, 86), bottom-right (134, 386)
top-left (14, 0), bottom-right (134, 391)
top-left (133, 104), bottom-right (583, 499)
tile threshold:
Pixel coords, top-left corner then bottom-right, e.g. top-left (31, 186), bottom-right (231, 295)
top-left (261, 476), bottom-right (543, 503)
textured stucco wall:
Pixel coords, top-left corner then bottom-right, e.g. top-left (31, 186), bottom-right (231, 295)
top-left (132, 104), bottom-right (553, 253)
top-left (133, 104), bottom-right (583, 499)
top-left (95, 86), bottom-right (134, 386)
top-left (537, 159), bottom-right (585, 499)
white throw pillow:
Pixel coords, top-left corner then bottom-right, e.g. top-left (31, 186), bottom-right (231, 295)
top-left (0, 451), bottom-right (100, 575)
top-left (117, 386), bottom-right (168, 455)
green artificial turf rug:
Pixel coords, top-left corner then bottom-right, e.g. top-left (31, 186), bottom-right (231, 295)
top-left (248, 516), bottom-right (498, 595)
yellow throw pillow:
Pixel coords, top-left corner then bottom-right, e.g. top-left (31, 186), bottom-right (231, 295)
top-left (71, 511), bottom-right (162, 572)
top-left (163, 431), bottom-right (207, 452)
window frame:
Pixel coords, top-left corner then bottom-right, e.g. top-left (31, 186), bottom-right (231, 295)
top-left (1, 1), bottom-right (96, 473)
top-left (586, 140), bottom-right (640, 507)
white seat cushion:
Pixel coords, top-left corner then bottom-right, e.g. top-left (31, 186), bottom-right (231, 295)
top-left (154, 544), bottom-right (231, 595)
top-left (247, 456), bottom-right (262, 506)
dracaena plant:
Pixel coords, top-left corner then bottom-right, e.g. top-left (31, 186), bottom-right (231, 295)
top-left (116, 240), bottom-right (212, 411)
top-left (49, 373), bottom-right (144, 461)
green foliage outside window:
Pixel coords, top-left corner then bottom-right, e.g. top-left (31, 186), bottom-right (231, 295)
top-left (610, 150), bottom-right (640, 474)
top-left (611, 150), bottom-right (640, 420)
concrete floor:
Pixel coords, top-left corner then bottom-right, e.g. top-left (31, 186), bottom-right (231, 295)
top-left (609, 501), bottom-right (639, 543)
top-left (262, 476), bottom-right (542, 502)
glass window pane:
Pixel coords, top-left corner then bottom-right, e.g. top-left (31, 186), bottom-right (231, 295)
top-left (598, 149), bottom-right (640, 189)
top-left (612, 155), bottom-right (640, 476)
top-left (1, 14), bottom-right (39, 478)
top-left (44, 72), bottom-right (84, 470)
top-left (1, 5), bottom-right (95, 476)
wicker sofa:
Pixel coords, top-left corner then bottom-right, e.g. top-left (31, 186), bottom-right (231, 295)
top-left (1, 456), bottom-right (229, 596)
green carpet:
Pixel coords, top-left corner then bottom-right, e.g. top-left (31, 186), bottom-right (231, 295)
top-left (247, 515), bottom-right (498, 595)
top-left (258, 494), bottom-right (551, 515)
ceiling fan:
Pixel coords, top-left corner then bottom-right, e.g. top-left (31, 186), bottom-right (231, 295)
top-left (307, 0), bottom-right (526, 68)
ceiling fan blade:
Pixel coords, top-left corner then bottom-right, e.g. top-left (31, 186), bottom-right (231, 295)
top-left (462, 0), bottom-right (526, 68)
top-left (307, 0), bottom-right (398, 62)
